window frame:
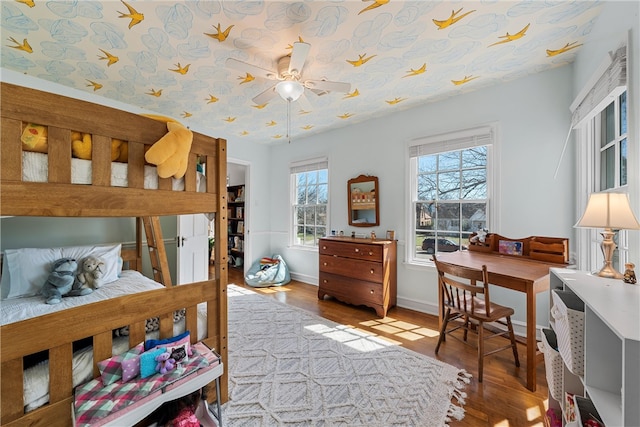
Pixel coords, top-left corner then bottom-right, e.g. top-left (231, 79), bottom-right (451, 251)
top-left (406, 124), bottom-right (499, 266)
top-left (573, 43), bottom-right (629, 274)
top-left (289, 157), bottom-right (329, 250)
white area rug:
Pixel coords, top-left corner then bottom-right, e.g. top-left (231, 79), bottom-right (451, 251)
top-left (222, 285), bottom-right (470, 426)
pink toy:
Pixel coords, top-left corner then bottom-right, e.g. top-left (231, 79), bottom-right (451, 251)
top-left (155, 351), bottom-right (176, 374)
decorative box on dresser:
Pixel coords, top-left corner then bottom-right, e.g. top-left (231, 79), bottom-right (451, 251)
top-left (548, 268), bottom-right (640, 427)
top-left (318, 236), bottom-right (397, 317)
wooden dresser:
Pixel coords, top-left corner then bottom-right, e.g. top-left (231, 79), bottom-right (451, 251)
top-left (318, 236), bottom-right (397, 317)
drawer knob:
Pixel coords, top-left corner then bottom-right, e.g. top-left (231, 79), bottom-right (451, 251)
top-left (323, 262), bottom-right (327, 266)
top-left (323, 279), bottom-right (328, 283)
top-left (354, 248), bottom-right (360, 253)
top-left (368, 251), bottom-right (373, 256)
top-left (370, 290), bottom-right (374, 294)
top-left (370, 269), bottom-right (374, 274)
top-left (322, 246), bottom-right (326, 250)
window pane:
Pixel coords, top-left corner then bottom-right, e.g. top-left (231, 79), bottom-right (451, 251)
top-left (416, 202), bottom-right (435, 230)
top-left (417, 173), bottom-right (436, 201)
top-left (317, 205), bottom-right (327, 226)
top-left (619, 91), bottom-right (627, 135)
top-left (600, 146), bottom-right (615, 190)
top-left (462, 146), bottom-right (487, 168)
top-left (317, 183), bottom-right (328, 204)
top-left (307, 171), bottom-right (318, 185)
top-left (620, 138), bottom-right (627, 186)
top-left (462, 203), bottom-right (486, 232)
top-left (419, 155), bottom-right (437, 173)
top-left (461, 169), bottom-right (487, 199)
top-left (437, 171), bottom-right (459, 200)
top-left (304, 206), bottom-right (315, 225)
top-left (438, 151), bottom-right (459, 171)
top-left (436, 203), bottom-right (460, 231)
top-left (601, 101), bottom-right (615, 147)
top-left (318, 169), bottom-right (328, 184)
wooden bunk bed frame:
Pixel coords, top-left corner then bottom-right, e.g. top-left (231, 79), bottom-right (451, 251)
top-left (0, 82), bottom-right (229, 426)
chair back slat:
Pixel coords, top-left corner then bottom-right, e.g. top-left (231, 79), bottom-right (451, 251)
top-left (434, 257), bottom-right (491, 317)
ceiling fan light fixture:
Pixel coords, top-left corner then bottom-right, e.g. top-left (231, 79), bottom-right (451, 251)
top-left (276, 80), bottom-right (304, 102)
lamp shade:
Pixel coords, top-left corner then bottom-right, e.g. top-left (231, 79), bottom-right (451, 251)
top-left (276, 80), bottom-right (304, 102)
top-left (575, 192), bottom-right (640, 229)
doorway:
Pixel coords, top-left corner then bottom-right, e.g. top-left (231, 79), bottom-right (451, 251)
top-left (227, 159), bottom-right (249, 274)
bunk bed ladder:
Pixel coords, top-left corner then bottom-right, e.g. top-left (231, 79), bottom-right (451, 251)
top-left (141, 216), bottom-right (173, 287)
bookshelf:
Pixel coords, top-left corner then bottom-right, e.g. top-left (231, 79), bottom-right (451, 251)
top-left (227, 185), bottom-right (245, 268)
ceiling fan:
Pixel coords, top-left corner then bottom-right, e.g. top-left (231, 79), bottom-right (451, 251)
top-left (226, 42), bottom-right (351, 107)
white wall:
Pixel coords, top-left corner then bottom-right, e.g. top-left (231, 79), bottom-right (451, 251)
top-left (267, 64), bottom-right (574, 332)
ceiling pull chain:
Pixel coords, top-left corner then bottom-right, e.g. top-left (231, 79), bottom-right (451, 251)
top-left (287, 99), bottom-right (292, 144)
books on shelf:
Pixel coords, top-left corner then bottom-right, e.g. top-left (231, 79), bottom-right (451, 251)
top-left (235, 207), bottom-right (243, 219)
top-left (237, 221), bottom-right (244, 234)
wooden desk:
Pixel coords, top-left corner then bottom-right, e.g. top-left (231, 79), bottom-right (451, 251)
top-left (436, 250), bottom-right (562, 392)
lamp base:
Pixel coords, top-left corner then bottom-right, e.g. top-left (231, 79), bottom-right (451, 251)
top-left (593, 265), bottom-right (624, 279)
top-left (595, 229), bottom-right (624, 280)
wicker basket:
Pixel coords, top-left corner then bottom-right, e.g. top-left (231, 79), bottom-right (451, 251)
top-left (540, 328), bottom-right (563, 401)
top-left (551, 290), bottom-right (585, 376)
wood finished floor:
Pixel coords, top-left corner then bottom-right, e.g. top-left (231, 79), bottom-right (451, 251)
top-left (222, 266), bottom-right (550, 427)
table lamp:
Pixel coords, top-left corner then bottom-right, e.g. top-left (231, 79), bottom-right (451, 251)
top-left (575, 192), bottom-right (640, 279)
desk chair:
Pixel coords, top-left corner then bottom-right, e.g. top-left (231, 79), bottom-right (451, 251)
top-left (433, 255), bottom-right (520, 383)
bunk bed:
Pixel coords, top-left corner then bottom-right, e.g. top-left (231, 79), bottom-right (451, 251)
top-left (0, 82), bottom-right (229, 426)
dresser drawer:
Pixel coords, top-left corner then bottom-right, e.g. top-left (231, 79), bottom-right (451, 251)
top-left (319, 272), bottom-right (384, 306)
top-left (319, 254), bottom-right (383, 283)
top-left (319, 239), bottom-right (383, 261)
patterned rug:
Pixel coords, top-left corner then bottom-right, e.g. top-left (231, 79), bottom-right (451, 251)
top-left (221, 285), bottom-right (470, 427)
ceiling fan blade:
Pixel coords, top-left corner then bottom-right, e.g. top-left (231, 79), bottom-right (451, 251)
top-left (288, 42), bottom-right (310, 76)
top-left (252, 84), bottom-right (279, 105)
top-left (226, 58), bottom-right (278, 80)
top-left (296, 92), bottom-right (313, 112)
top-left (304, 79), bottom-right (351, 93)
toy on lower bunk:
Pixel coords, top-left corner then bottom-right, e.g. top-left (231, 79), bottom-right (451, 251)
top-left (41, 257), bottom-right (93, 304)
top-left (76, 255), bottom-right (105, 290)
top-left (155, 351), bottom-right (177, 374)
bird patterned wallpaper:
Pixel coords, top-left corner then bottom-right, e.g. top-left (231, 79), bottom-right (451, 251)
top-left (1, 0), bottom-right (603, 145)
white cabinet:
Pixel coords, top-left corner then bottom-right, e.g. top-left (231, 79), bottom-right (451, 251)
top-left (549, 268), bottom-right (640, 426)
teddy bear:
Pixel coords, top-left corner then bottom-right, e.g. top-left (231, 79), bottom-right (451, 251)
top-left (76, 256), bottom-right (106, 290)
top-left (155, 351), bottom-right (176, 374)
top-left (41, 258), bottom-right (93, 304)
top-left (143, 115), bottom-right (193, 179)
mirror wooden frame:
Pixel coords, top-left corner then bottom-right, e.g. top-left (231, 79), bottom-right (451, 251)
top-left (348, 174), bottom-right (379, 227)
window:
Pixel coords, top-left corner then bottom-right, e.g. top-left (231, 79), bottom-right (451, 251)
top-left (290, 158), bottom-right (328, 247)
top-left (573, 44), bottom-right (629, 273)
top-left (408, 126), bottom-right (496, 264)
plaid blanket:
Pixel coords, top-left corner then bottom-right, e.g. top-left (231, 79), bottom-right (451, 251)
top-left (74, 346), bottom-right (214, 427)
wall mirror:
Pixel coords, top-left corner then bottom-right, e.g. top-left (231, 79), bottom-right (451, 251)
top-left (348, 175), bottom-right (379, 227)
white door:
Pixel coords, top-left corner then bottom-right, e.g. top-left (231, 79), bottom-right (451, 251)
top-left (177, 214), bottom-right (209, 284)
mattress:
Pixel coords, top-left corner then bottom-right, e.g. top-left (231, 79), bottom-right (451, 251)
top-left (22, 151), bottom-right (205, 191)
top-left (1, 270), bottom-right (163, 326)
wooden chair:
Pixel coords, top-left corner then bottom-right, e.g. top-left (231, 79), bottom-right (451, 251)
top-left (433, 255), bottom-right (520, 383)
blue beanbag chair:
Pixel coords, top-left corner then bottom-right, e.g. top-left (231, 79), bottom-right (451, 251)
top-left (245, 255), bottom-right (291, 287)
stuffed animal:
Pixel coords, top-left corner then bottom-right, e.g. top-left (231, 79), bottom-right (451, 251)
top-left (41, 258), bottom-right (93, 304)
top-left (71, 131), bottom-right (128, 162)
top-left (76, 256), bottom-right (106, 290)
top-left (155, 351), bottom-right (176, 374)
top-left (470, 228), bottom-right (489, 244)
top-left (143, 115), bottom-right (193, 179)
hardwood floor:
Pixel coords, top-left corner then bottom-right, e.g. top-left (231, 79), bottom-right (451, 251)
top-left (223, 266), bottom-right (550, 427)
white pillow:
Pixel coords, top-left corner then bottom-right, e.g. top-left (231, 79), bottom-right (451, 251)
top-left (1, 244), bottom-right (121, 300)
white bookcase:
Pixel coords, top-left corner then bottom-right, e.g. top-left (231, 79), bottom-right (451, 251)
top-left (549, 268), bottom-right (640, 426)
